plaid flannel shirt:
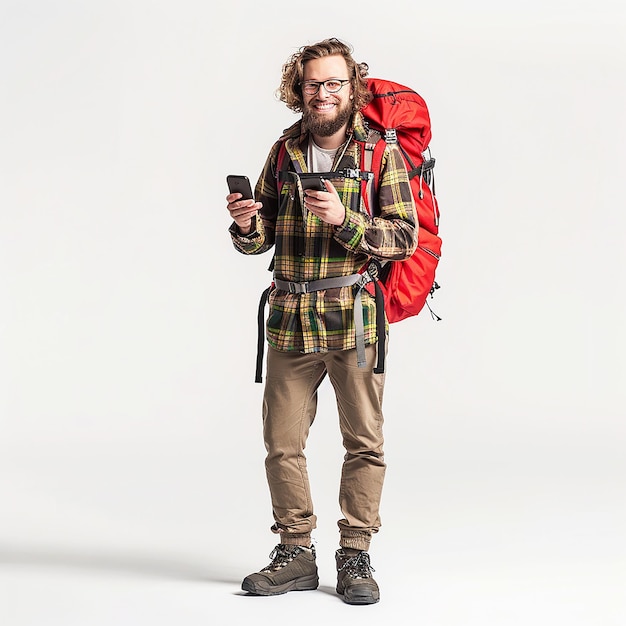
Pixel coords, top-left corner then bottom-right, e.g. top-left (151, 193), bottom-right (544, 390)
top-left (229, 112), bottom-right (417, 354)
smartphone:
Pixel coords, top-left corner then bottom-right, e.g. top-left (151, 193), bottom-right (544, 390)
top-left (227, 175), bottom-right (254, 200)
top-left (299, 174), bottom-right (326, 192)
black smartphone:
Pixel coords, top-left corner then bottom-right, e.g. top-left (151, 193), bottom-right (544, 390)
top-left (227, 175), bottom-right (254, 200)
top-left (299, 174), bottom-right (326, 192)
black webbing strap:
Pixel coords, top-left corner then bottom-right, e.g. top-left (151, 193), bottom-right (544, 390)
top-left (372, 278), bottom-right (386, 374)
top-left (255, 286), bottom-right (272, 383)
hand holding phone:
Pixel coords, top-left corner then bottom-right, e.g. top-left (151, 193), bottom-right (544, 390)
top-left (226, 174), bottom-right (260, 235)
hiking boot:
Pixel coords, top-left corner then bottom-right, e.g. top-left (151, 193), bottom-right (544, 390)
top-left (241, 544), bottom-right (319, 596)
top-left (335, 548), bottom-right (380, 605)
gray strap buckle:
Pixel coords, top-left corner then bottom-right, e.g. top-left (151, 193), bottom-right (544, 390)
top-left (288, 281), bottom-right (308, 294)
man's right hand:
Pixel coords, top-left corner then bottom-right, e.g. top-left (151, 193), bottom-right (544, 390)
top-left (226, 193), bottom-right (262, 235)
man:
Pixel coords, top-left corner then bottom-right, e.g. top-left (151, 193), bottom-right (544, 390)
top-left (226, 38), bottom-right (417, 605)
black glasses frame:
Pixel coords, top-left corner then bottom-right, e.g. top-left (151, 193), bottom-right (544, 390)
top-left (300, 79), bottom-right (350, 96)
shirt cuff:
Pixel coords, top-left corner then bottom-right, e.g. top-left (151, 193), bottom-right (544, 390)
top-left (229, 219), bottom-right (260, 242)
top-left (334, 208), bottom-right (365, 250)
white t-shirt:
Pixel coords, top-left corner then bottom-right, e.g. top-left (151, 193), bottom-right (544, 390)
top-left (308, 139), bottom-right (337, 173)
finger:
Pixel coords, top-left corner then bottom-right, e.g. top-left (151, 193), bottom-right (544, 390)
top-left (229, 198), bottom-right (256, 211)
top-left (322, 178), bottom-right (336, 193)
top-left (304, 191), bottom-right (330, 206)
top-left (304, 197), bottom-right (322, 213)
top-left (231, 205), bottom-right (256, 216)
top-left (230, 201), bottom-right (261, 216)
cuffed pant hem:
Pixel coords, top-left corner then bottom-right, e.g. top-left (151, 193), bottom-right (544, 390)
top-left (279, 534), bottom-right (312, 548)
top-left (339, 533), bottom-right (372, 552)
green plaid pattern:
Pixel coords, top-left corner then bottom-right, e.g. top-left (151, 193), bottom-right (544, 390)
top-left (230, 112), bottom-right (417, 354)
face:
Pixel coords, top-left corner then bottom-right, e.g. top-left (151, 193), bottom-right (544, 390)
top-left (301, 55), bottom-right (353, 138)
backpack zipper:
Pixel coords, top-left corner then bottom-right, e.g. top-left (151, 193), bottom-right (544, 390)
top-left (419, 245), bottom-right (440, 260)
top-left (373, 90), bottom-right (417, 104)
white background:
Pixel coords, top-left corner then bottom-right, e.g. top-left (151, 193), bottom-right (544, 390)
top-left (1, 1), bottom-right (625, 624)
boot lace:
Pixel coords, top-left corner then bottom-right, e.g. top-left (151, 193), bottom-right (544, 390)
top-left (261, 544), bottom-right (305, 572)
top-left (339, 551), bottom-right (375, 579)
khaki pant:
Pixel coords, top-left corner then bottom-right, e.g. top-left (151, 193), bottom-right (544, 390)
top-left (262, 344), bottom-right (386, 552)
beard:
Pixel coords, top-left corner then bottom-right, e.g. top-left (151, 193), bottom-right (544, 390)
top-left (302, 99), bottom-right (353, 137)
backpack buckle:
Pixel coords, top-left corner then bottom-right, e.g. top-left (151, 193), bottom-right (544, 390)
top-left (288, 281), bottom-right (308, 294)
top-left (384, 128), bottom-right (397, 143)
top-left (342, 168), bottom-right (374, 182)
top-left (367, 259), bottom-right (383, 280)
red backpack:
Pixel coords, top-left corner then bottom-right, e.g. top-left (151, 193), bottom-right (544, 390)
top-left (359, 77), bottom-right (442, 323)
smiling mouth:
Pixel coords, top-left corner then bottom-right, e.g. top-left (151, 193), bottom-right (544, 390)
top-left (313, 102), bottom-right (336, 112)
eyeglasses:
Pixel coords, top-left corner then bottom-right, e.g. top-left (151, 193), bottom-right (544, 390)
top-left (300, 79), bottom-right (350, 96)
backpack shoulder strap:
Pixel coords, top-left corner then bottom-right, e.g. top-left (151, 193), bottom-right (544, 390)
top-left (358, 128), bottom-right (389, 373)
top-left (360, 128), bottom-right (385, 216)
top-left (274, 140), bottom-right (289, 195)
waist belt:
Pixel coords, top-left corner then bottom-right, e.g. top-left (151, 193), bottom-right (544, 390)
top-left (255, 271), bottom-right (386, 382)
top-left (273, 274), bottom-right (362, 294)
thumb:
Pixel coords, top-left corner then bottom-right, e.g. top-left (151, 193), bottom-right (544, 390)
top-left (322, 178), bottom-right (337, 195)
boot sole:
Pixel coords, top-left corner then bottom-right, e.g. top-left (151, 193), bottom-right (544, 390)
top-left (337, 586), bottom-right (380, 605)
top-left (242, 574), bottom-right (319, 596)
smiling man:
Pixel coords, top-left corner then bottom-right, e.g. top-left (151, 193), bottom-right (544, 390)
top-left (226, 38), bottom-right (417, 605)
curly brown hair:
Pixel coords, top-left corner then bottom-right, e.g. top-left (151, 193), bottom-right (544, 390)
top-left (277, 38), bottom-right (372, 113)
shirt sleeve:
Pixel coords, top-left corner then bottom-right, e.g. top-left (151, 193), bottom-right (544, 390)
top-left (334, 142), bottom-right (418, 261)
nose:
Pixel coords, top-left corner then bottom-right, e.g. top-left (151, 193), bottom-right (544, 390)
top-left (316, 86), bottom-right (332, 99)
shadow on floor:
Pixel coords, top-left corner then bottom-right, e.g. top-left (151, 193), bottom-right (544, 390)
top-left (0, 543), bottom-right (241, 584)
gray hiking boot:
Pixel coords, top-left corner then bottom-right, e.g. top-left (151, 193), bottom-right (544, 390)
top-left (241, 544), bottom-right (319, 596)
top-left (335, 548), bottom-right (380, 605)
